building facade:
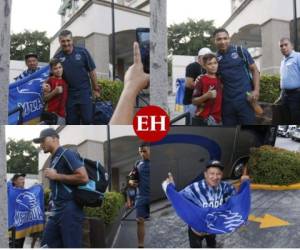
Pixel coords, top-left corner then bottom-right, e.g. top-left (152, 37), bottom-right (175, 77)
top-left (51, 0), bottom-right (150, 79)
top-left (224, 0), bottom-right (300, 74)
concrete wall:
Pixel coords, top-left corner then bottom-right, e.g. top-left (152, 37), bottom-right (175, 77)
top-left (261, 19), bottom-right (290, 74)
top-left (85, 33), bottom-right (110, 78)
top-left (224, 0), bottom-right (300, 35)
top-left (171, 55), bottom-right (195, 94)
top-left (77, 140), bottom-right (105, 165)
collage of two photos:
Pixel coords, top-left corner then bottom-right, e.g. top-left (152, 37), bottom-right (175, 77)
top-left (0, 0), bottom-right (300, 249)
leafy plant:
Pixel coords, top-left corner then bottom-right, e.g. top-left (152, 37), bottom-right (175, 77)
top-left (168, 19), bottom-right (216, 56)
top-left (249, 145), bottom-right (300, 185)
top-left (10, 30), bottom-right (50, 62)
top-left (97, 79), bottom-right (124, 107)
top-left (259, 75), bottom-right (281, 103)
top-left (84, 192), bottom-right (125, 224)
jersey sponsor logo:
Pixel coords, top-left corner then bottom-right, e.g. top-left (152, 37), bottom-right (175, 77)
top-left (75, 53), bottom-right (82, 61)
top-left (217, 56), bottom-right (223, 62)
top-left (231, 52), bottom-right (239, 59)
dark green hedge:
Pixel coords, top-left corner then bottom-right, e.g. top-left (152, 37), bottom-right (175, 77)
top-left (97, 79), bottom-right (124, 107)
top-left (84, 192), bottom-right (125, 224)
top-left (259, 75), bottom-right (281, 103)
top-left (249, 145), bottom-right (300, 185)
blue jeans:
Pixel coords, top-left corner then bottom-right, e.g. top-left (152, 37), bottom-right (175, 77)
top-left (222, 99), bottom-right (256, 125)
top-left (184, 104), bottom-right (196, 125)
top-left (282, 90), bottom-right (300, 124)
top-left (41, 201), bottom-right (84, 248)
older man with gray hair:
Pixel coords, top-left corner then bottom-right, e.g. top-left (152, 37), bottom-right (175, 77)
top-left (278, 37), bottom-right (300, 124)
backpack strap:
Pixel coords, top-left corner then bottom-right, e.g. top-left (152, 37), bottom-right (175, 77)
top-left (51, 149), bottom-right (67, 169)
top-left (236, 45), bottom-right (253, 86)
top-left (51, 148), bottom-right (75, 194)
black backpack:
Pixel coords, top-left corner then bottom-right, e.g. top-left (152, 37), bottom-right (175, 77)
top-left (53, 149), bottom-right (109, 207)
top-left (74, 158), bottom-right (110, 207)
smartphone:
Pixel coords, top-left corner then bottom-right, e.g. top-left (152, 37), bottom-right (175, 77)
top-left (136, 28), bottom-right (150, 74)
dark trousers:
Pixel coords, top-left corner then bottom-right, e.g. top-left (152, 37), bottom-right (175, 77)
top-left (66, 99), bottom-right (93, 125)
top-left (282, 90), bottom-right (300, 124)
top-left (41, 201), bottom-right (84, 248)
top-left (9, 237), bottom-right (25, 248)
top-left (188, 227), bottom-right (216, 248)
top-left (222, 99), bottom-right (256, 125)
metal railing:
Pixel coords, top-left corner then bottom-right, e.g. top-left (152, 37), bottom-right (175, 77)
top-left (170, 112), bottom-right (191, 126)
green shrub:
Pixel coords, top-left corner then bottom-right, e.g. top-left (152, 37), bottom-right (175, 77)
top-left (259, 75), bottom-right (281, 103)
top-left (97, 79), bottom-right (124, 107)
top-left (84, 192), bottom-right (125, 224)
top-left (249, 145), bottom-right (300, 185)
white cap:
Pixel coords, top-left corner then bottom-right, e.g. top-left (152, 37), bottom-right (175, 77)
top-left (198, 47), bottom-right (212, 57)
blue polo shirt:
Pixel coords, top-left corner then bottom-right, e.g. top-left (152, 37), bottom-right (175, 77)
top-left (217, 45), bottom-right (254, 101)
top-left (136, 159), bottom-right (150, 206)
top-left (49, 147), bottom-right (84, 210)
top-left (280, 51), bottom-right (300, 90)
top-left (54, 47), bottom-right (96, 104)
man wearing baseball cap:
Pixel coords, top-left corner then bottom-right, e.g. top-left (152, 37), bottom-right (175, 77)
top-left (15, 53), bottom-right (40, 81)
top-left (8, 174), bottom-right (26, 248)
top-left (33, 128), bottom-right (88, 248)
top-left (184, 48), bottom-right (212, 124)
top-left (163, 160), bottom-right (249, 248)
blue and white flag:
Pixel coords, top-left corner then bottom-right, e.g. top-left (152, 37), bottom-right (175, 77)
top-left (8, 66), bottom-right (50, 124)
top-left (7, 182), bottom-right (45, 239)
top-left (175, 78), bottom-right (185, 112)
top-left (164, 180), bottom-right (251, 234)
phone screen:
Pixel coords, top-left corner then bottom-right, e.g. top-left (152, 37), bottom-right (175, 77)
top-left (136, 28), bottom-right (150, 74)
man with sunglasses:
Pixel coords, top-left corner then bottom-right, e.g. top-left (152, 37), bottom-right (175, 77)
top-left (278, 37), bottom-right (300, 124)
top-left (128, 143), bottom-right (150, 248)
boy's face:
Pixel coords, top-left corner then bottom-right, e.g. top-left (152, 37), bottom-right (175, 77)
top-left (204, 58), bottom-right (218, 74)
top-left (214, 32), bottom-right (230, 52)
top-left (204, 167), bottom-right (223, 188)
top-left (52, 63), bottom-right (63, 77)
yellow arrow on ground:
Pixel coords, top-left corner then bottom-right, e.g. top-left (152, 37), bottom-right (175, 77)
top-left (248, 214), bottom-right (290, 229)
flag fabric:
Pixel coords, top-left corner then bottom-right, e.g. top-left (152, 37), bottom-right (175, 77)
top-left (175, 78), bottom-right (185, 112)
top-left (164, 180), bottom-right (251, 234)
top-left (8, 66), bottom-right (50, 125)
top-left (7, 182), bottom-right (45, 239)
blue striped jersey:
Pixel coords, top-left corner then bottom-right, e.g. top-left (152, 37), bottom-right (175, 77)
top-left (180, 179), bottom-right (236, 208)
top-left (15, 68), bottom-right (40, 81)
